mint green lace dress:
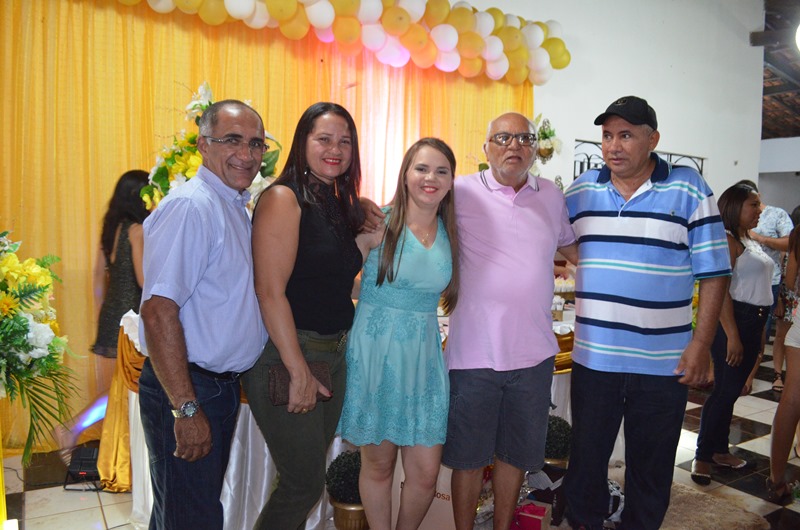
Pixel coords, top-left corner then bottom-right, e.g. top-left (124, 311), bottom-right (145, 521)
top-left (338, 217), bottom-right (452, 447)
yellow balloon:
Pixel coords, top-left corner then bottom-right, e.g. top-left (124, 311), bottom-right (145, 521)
top-left (399, 23), bottom-right (429, 54)
top-left (456, 31), bottom-right (485, 59)
top-left (552, 49), bottom-right (571, 69)
top-left (497, 26), bottom-right (522, 52)
top-left (506, 45), bottom-right (529, 69)
top-left (541, 37), bottom-right (566, 59)
top-left (458, 56), bottom-right (483, 78)
top-left (486, 7), bottom-right (505, 35)
top-left (337, 39), bottom-right (364, 57)
top-left (331, 0), bottom-right (360, 17)
top-left (382, 0), bottom-right (395, 7)
top-left (533, 21), bottom-right (549, 40)
top-left (423, 0), bottom-right (450, 28)
top-left (446, 7), bottom-right (476, 34)
top-left (280, 6), bottom-right (310, 40)
top-left (175, 0), bottom-right (202, 12)
top-left (381, 6), bottom-right (411, 37)
top-left (411, 39), bottom-right (438, 69)
top-left (118, 0), bottom-right (142, 6)
top-left (198, 0), bottom-right (228, 25)
top-left (333, 16), bottom-right (361, 45)
top-left (265, 0), bottom-right (297, 22)
top-left (505, 66), bottom-right (529, 86)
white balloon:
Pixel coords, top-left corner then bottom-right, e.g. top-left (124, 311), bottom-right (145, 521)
top-left (529, 64), bottom-right (553, 85)
top-left (357, 0), bottom-right (383, 24)
top-left (376, 36), bottom-right (402, 65)
top-left (430, 24), bottom-right (459, 52)
top-left (244, 1), bottom-right (271, 29)
top-left (397, 0), bottom-right (425, 23)
top-left (147, 0), bottom-right (176, 13)
top-left (435, 49), bottom-right (461, 72)
top-left (305, 0), bottom-right (334, 29)
top-left (504, 13), bottom-right (520, 29)
top-left (452, 1), bottom-right (472, 9)
top-left (223, 0), bottom-right (254, 19)
top-left (527, 47), bottom-right (551, 72)
top-left (521, 23), bottom-right (545, 49)
top-left (390, 46), bottom-right (411, 68)
top-left (481, 35), bottom-right (503, 61)
top-left (361, 23), bottom-right (388, 51)
top-left (485, 54), bottom-right (509, 80)
top-left (314, 25), bottom-right (335, 43)
top-left (546, 19), bottom-right (563, 39)
top-left (474, 12), bottom-right (494, 38)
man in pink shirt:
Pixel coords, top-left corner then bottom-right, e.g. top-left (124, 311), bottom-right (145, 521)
top-left (442, 112), bottom-right (577, 530)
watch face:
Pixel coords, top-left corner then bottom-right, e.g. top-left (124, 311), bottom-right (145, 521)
top-left (182, 401), bottom-right (199, 417)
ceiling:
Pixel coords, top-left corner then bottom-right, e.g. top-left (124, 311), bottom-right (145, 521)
top-left (755, 0), bottom-right (800, 139)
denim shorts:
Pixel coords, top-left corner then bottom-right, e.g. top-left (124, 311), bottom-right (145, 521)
top-left (442, 358), bottom-right (554, 471)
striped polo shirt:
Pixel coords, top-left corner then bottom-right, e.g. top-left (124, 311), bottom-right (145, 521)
top-left (565, 154), bottom-right (731, 376)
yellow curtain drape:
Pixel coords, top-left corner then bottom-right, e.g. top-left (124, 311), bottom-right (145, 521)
top-left (0, 0), bottom-right (532, 453)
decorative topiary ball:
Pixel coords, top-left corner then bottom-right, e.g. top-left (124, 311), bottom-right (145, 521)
top-left (545, 415), bottom-right (572, 460)
top-left (325, 450), bottom-right (362, 504)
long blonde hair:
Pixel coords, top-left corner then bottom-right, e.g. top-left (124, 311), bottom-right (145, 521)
top-left (376, 137), bottom-right (460, 314)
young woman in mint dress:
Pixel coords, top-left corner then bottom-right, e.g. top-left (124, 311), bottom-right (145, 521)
top-left (340, 138), bottom-right (460, 530)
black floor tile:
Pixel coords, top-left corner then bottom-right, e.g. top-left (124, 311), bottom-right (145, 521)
top-left (5, 491), bottom-right (23, 521)
top-left (682, 414), bottom-right (701, 432)
top-left (729, 417), bottom-right (772, 444)
top-left (764, 506), bottom-right (800, 530)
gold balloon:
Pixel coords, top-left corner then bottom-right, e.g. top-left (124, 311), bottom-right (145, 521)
top-left (456, 31), bottom-right (485, 59)
top-left (280, 5), bottom-right (310, 40)
top-left (174, 0), bottom-right (202, 12)
top-left (337, 39), bottom-right (364, 57)
top-left (541, 37), bottom-right (566, 59)
top-left (333, 16), bottom-right (361, 45)
top-left (381, 5), bottom-right (411, 37)
top-left (533, 21), bottom-right (549, 40)
top-left (265, 0), bottom-right (297, 22)
top-left (118, 0), bottom-right (142, 6)
top-left (485, 7), bottom-right (505, 35)
top-left (497, 26), bottom-right (522, 52)
top-left (331, 0), bottom-right (359, 17)
top-left (446, 7), bottom-right (475, 34)
top-left (505, 66), bottom-right (529, 86)
top-left (399, 23), bottom-right (429, 53)
top-left (423, 0), bottom-right (450, 28)
top-left (411, 39), bottom-right (438, 69)
top-left (198, 0), bottom-right (228, 25)
top-left (458, 56), bottom-right (483, 78)
top-left (382, 0), bottom-right (395, 7)
top-left (506, 45), bottom-right (529, 69)
top-left (551, 49), bottom-right (571, 69)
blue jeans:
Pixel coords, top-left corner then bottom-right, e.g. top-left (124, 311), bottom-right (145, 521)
top-left (695, 301), bottom-right (768, 461)
top-left (764, 283), bottom-right (781, 351)
top-left (139, 359), bottom-right (241, 530)
top-left (564, 363), bottom-right (687, 530)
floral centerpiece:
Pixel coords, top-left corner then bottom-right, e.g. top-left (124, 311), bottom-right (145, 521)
top-left (141, 82), bottom-right (281, 210)
top-left (0, 231), bottom-right (76, 465)
top-left (534, 114), bottom-right (562, 164)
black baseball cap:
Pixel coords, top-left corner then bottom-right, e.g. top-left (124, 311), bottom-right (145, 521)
top-left (594, 96), bottom-right (658, 130)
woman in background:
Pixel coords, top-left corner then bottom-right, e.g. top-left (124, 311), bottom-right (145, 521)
top-left (242, 102), bottom-right (365, 529)
top-left (767, 225), bottom-right (800, 504)
top-left (692, 183), bottom-right (773, 485)
top-left (55, 169), bottom-right (150, 463)
top-left (339, 138), bottom-right (459, 530)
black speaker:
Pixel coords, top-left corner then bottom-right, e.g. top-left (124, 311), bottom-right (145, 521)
top-left (64, 446), bottom-right (101, 489)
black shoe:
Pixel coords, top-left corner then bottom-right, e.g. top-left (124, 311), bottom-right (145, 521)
top-left (691, 459), bottom-right (712, 485)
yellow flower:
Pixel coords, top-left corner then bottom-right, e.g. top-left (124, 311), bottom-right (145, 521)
top-left (21, 258), bottom-right (53, 289)
top-left (1, 252), bottom-right (21, 285)
top-left (0, 292), bottom-right (19, 317)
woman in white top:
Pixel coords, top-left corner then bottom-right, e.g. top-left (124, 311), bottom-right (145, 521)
top-left (692, 183), bottom-right (773, 485)
top-left (768, 225), bottom-right (800, 504)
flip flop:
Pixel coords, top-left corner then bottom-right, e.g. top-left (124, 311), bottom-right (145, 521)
top-left (691, 459), bottom-right (712, 485)
top-left (713, 456), bottom-right (747, 469)
top-left (773, 372), bottom-right (784, 392)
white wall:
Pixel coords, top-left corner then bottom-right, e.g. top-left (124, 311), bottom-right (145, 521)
top-left (470, 0), bottom-right (765, 194)
top-left (760, 138), bottom-right (800, 173)
top-left (759, 172), bottom-right (800, 217)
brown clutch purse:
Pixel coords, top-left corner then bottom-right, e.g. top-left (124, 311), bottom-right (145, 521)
top-left (268, 361), bottom-right (332, 406)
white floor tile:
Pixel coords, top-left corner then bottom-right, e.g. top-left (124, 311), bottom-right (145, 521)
top-left (103, 500), bottom-right (133, 528)
top-left (677, 429), bottom-right (699, 451)
top-left (24, 485), bottom-right (101, 519)
top-left (686, 401), bottom-right (701, 411)
top-left (751, 378), bottom-right (772, 393)
top-left (672, 466), bottom-right (724, 491)
top-left (736, 434), bottom-right (773, 457)
top-left (99, 490), bottom-right (133, 506)
top-left (674, 446), bottom-right (695, 465)
top-left (734, 395), bottom-right (777, 416)
top-left (3, 455), bottom-right (24, 495)
top-left (741, 409), bottom-right (777, 426)
top-left (24, 506), bottom-right (105, 530)
top-left (708, 484), bottom-right (784, 517)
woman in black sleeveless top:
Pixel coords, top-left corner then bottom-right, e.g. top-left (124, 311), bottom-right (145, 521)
top-left (242, 103), bottom-right (365, 529)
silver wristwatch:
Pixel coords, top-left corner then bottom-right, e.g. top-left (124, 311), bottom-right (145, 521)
top-left (171, 400), bottom-right (200, 418)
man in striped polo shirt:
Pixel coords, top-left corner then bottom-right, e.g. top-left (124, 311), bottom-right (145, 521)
top-left (562, 96), bottom-right (731, 530)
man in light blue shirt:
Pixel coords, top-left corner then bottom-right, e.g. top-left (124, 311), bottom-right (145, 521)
top-left (139, 100), bottom-right (269, 530)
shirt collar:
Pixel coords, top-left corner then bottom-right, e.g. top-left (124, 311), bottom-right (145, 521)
top-left (196, 165), bottom-right (252, 205)
top-left (597, 152), bottom-right (669, 184)
top-left (484, 168), bottom-right (539, 192)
